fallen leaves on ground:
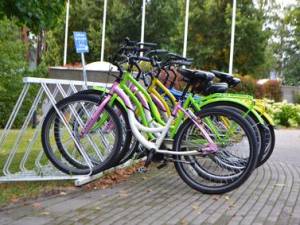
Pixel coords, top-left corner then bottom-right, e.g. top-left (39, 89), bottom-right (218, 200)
top-left (40, 211), bottom-right (50, 216)
top-left (180, 218), bottom-right (189, 225)
top-left (32, 202), bottom-right (43, 209)
top-left (84, 162), bottom-right (144, 191)
top-left (191, 204), bottom-right (202, 214)
top-left (10, 196), bottom-right (20, 204)
top-left (119, 190), bottom-right (129, 198)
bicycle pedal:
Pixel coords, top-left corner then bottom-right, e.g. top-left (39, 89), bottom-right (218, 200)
top-left (157, 162), bottom-right (167, 169)
top-left (137, 167), bottom-right (148, 173)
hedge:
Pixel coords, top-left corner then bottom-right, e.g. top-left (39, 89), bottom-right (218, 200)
top-left (232, 75), bottom-right (282, 102)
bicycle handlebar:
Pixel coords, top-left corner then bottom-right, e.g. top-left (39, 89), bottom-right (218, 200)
top-left (124, 37), bottom-right (158, 48)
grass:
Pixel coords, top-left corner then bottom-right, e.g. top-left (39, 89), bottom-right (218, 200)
top-left (0, 129), bottom-right (74, 207)
top-left (0, 129), bottom-right (142, 207)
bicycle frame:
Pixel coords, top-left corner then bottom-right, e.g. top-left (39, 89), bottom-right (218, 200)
top-left (82, 79), bottom-right (218, 155)
top-left (89, 71), bottom-right (261, 145)
top-left (147, 76), bottom-right (269, 127)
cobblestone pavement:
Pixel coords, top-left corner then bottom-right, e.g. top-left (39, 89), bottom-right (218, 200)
top-left (1, 129), bottom-right (300, 225)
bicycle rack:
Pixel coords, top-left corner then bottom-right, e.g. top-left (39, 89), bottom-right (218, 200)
top-left (0, 77), bottom-right (134, 186)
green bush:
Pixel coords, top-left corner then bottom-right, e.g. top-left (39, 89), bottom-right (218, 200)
top-left (268, 101), bottom-right (300, 127)
top-left (0, 17), bottom-right (47, 128)
top-left (0, 17), bottom-right (26, 128)
top-left (232, 75), bottom-right (282, 101)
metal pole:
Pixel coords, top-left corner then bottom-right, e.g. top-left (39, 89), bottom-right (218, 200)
top-left (183, 0), bottom-right (190, 58)
top-left (229, 0), bottom-right (237, 74)
top-left (63, 0), bottom-right (70, 65)
top-left (100, 0), bottom-right (107, 62)
top-left (140, 0), bottom-right (146, 56)
top-left (81, 53), bottom-right (87, 88)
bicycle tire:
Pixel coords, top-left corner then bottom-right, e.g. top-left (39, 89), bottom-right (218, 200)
top-left (41, 94), bottom-right (122, 175)
top-left (55, 89), bottom-right (133, 168)
top-left (173, 107), bottom-right (258, 194)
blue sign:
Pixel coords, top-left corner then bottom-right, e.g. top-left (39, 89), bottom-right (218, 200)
top-left (73, 32), bottom-right (89, 53)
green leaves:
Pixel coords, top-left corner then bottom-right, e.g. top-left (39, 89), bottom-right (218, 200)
top-left (270, 102), bottom-right (300, 127)
top-left (188, 0), bottom-right (270, 76)
top-left (0, 0), bottom-right (65, 34)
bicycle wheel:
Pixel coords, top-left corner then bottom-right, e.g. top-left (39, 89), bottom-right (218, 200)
top-left (256, 123), bottom-right (275, 167)
top-left (173, 107), bottom-right (258, 194)
top-left (210, 105), bottom-right (262, 169)
top-left (75, 89), bottom-right (134, 165)
top-left (201, 103), bottom-right (268, 167)
top-left (41, 94), bottom-right (122, 175)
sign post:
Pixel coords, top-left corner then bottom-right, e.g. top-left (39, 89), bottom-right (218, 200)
top-left (73, 32), bottom-right (89, 88)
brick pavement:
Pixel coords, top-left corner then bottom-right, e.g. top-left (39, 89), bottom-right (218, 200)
top-left (0, 129), bottom-right (299, 225)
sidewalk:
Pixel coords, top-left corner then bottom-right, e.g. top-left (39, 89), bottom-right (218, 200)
top-left (0, 129), bottom-right (299, 225)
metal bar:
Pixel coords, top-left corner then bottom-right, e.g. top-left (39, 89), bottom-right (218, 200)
top-left (81, 53), bottom-right (88, 88)
top-left (140, 0), bottom-right (146, 56)
top-left (100, 0), bottom-right (107, 61)
top-left (35, 86), bottom-right (60, 170)
top-left (0, 84), bottom-right (30, 148)
top-left (56, 84), bottom-right (105, 161)
top-left (41, 83), bottom-right (94, 174)
top-left (65, 85), bottom-right (73, 96)
top-left (3, 86), bottom-right (44, 175)
top-left (183, 0), bottom-right (190, 58)
top-left (0, 77), bottom-right (142, 184)
top-left (19, 87), bottom-right (44, 172)
top-left (63, 0), bottom-right (70, 65)
top-left (70, 83), bottom-right (79, 94)
top-left (229, 0), bottom-right (237, 74)
top-left (0, 176), bottom-right (82, 182)
top-left (23, 77), bottom-right (112, 87)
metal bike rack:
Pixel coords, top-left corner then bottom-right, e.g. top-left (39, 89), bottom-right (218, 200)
top-left (0, 77), bottom-right (133, 186)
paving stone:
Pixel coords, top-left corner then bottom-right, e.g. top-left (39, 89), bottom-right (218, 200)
top-left (0, 129), bottom-right (299, 225)
top-left (10, 216), bottom-right (52, 225)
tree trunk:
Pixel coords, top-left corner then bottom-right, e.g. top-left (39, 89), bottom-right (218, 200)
top-left (21, 27), bottom-right (30, 61)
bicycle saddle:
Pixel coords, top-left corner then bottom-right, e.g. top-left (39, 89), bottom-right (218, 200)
top-left (211, 70), bottom-right (241, 87)
top-left (203, 83), bottom-right (228, 95)
top-left (177, 68), bottom-right (215, 82)
top-left (229, 77), bottom-right (241, 87)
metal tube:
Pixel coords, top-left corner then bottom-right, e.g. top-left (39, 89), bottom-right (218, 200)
top-left (229, 0), bottom-right (237, 74)
top-left (19, 87), bottom-right (44, 172)
top-left (56, 84), bottom-right (105, 161)
top-left (81, 53), bottom-right (88, 89)
top-left (183, 0), bottom-right (190, 58)
top-left (23, 76), bottom-right (112, 87)
top-left (100, 0), bottom-right (107, 61)
top-left (140, 0), bottom-right (146, 56)
top-left (0, 84), bottom-right (29, 148)
top-left (41, 83), bottom-right (94, 175)
top-left (63, 0), bottom-right (70, 65)
top-left (3, 86), bottom-right (44, 175)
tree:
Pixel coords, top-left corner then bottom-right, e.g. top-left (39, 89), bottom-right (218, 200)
top-left (283, 5), bottom-right (300, 85)
top-left (44, 0), bottom-right (183, 65)
top-left (187, 0), bottom-right (270, 77)
top-left (0, 1), bottom-right (64, 34)
top-left (0, 1), bottom-right (65, 65)
top-left (0, 17), bottom-right (28, 127)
